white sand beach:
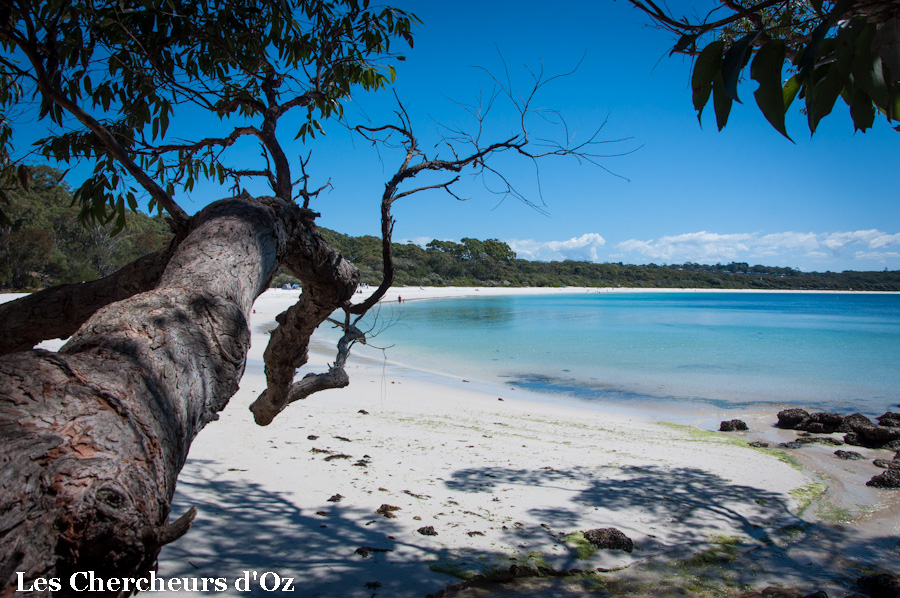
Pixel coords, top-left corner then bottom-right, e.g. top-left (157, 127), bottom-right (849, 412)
top-left (147, 287), bottom-right (900, 597)
top-left (3, 288), bottom-right (896, 596)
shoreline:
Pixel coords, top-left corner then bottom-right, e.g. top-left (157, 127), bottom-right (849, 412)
top-left (157, 287), bottom-right (900, 597)
top-left (322, 285), bottom-right (900, 422)
top-left (350, 285), bottom-right (900, 304)
top-left (2, 290), bottom-right (896, 595)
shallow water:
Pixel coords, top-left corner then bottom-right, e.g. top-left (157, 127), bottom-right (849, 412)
top-left (333, 291), bottom-right (900, 418)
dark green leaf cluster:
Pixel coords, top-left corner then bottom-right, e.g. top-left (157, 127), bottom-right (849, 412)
top-left (653, 1), bottom-right (900, 137)
top-left (0, 0), bottom-right (417, 227)
top-left (0, 166), bottom-right (172, 290)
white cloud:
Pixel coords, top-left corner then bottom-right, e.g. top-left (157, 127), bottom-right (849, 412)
top-left (822, 230), bottom-right (880, 249)
top-left (507, 233), bottom-right (606, 262)
top-left (400, 236), bottom-right (438, 248)
top-left (819, 230), bottom-right (900, 250)
top-left (757, 232), bottom-right (820, 252)
top-left (869, 233), bottom-right (900, 249)
top-left (614, 229), bottom-right (900, 268)
top-left (615, 231), bottom-right (754, 263)
top-left (404, 229), bottom-right (900, 270)
top-left (854, 250), bottom-right (900, 262)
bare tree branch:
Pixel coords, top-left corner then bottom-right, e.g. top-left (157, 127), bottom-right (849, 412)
top-left (248, 205), bottom-right (361, 425)
top-left (347, 63), bottom-right (636, 315)
top-left (629, 0), bottom-right (784, 35)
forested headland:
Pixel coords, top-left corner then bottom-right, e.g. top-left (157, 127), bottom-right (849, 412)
top-left (308, 230), bottom-right (900, 292)
top-left (3, 168), bottom-right (899, 293)
top-left (0, 167), bottom-right (172, 290)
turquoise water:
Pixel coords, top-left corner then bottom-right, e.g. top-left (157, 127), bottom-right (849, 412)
top-left (346, 292), bottom-right (900, 417)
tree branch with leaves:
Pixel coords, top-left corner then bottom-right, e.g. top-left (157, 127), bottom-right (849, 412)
top-left (630, 0), bottom-right (900, 137)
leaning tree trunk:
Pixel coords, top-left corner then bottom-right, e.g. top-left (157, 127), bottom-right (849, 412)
top-left (0, 195), bottom-right (358, 596)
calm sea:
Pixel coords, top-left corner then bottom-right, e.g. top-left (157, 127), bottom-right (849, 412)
top-left (343, 291), bottom-right (900, 418)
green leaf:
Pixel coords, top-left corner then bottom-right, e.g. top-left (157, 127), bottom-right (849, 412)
top-left (849, 88), bottom-right (876, 131)
top-left (692, 41), bottom-right (724, 123)
top-left (160, 107), bottom-right (170, 137)
top-left (810, 64), bottom-right (843, 133)
top-left (751, 39), bottom-right (791, 140)
top-left (712, 72), bottom-right (733, 131)
top-left (797, 0), bottom-right (853, 72)
top-left (783, 74), bottom-right (801, 110)
top-left (721, 31), bottom-right (760, 101)
top-left (853, 50), bottom-right (890, 111)
top-left (17, 164), bottom-right (30, 191)
top-left (833, 19), bottom-right (862, 83)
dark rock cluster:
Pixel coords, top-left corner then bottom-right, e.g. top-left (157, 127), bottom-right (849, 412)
top-left (776, 409), bottom-right (846, 434)
top-left (858, 573), bottom-right (900, 598)
top-left (834, 450), bottom-right (864, 460)
top-left (775, 408), bottom-right (900, 489)
top-left (720, 419), bottom-right (749, 432)
top-left (738, 588), bottom-right (829, 598)
top-left (877, 412), bottom-right (900, 427)
top-left (582, 527), bottom-right (634, 553)
top-left (867, 460), bottom-right (900, 489)
top-left (775, 408), bottom-right (900, 449)
top-left (779, 441), bottom-right (805, 449)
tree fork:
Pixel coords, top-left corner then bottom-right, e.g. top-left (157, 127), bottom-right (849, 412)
top-left (250, 208), bottom-right (361, 425)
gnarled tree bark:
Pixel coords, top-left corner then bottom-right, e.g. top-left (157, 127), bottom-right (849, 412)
top-left (0, 194), bottom-right (359, 596)
top-left (0, 245), bottom-right (178, 356)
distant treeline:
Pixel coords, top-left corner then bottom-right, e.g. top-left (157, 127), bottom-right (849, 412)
top-left (304, 230), bottom-right (900, 292)
top-left (3, 170), bottom-right (897, 292)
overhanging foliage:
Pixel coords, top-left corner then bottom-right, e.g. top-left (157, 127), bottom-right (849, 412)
top-left (631, 0), bottom-right (900, 137)
top-left (0, 0), bottom-right (417, 229)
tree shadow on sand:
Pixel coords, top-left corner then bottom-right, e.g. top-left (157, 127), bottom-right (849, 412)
top-left (158, 460), bottom-right (899, 598)
top-left (440, 463), bottom-right (900, 596)
top-left (158, 459), bottom-right (456, 598)
top-left (446, 464), bottom-right (789, 550)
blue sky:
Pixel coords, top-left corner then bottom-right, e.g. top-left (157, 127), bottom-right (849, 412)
top-left (302, 0), bottom-right (900, 272)
top-left (21, 1), bottom-right (900, 272)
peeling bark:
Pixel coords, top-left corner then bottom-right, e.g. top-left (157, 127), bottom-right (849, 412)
top-left (0, 195), bottom-right (359, 595)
